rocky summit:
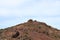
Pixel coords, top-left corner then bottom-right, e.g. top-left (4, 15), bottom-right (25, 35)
top-left (0, 19), bottom-right (60, 40)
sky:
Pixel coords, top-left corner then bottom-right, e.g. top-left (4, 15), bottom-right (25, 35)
top-left (0, 0), bottom-right (60, 29)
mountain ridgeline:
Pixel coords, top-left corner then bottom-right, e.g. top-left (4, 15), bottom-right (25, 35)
top-left (0, 19), bottom-right (60, 40)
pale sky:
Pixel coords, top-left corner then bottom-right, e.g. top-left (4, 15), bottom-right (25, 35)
top-left (0, 0), bottom-right (60, 29)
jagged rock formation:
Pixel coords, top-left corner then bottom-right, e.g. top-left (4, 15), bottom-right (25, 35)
top-left (0, 19), bottom-right (60, 40)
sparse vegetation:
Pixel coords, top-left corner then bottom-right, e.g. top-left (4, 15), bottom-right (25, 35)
top-left (0, 19), bottom-right (60, 40)
top-left (0, 29), bottom-right (4, 34)
top-left (22, 35), bottom-right (32, 40)
top-left (42, 31), bottom-right (49, 35)
top-left (12, 31), bottom-right (19, 38)
top-left (38, 26), bottom-right (41, 29)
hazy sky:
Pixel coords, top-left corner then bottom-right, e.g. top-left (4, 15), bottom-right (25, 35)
top-left (0, 0), bottom-right (60, 29)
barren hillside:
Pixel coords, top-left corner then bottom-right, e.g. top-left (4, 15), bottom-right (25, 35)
top-left (0, 19), bottom-right (60, 40)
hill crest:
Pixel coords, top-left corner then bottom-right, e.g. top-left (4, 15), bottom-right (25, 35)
top-left (0, 19), bottom-right (60, 40)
